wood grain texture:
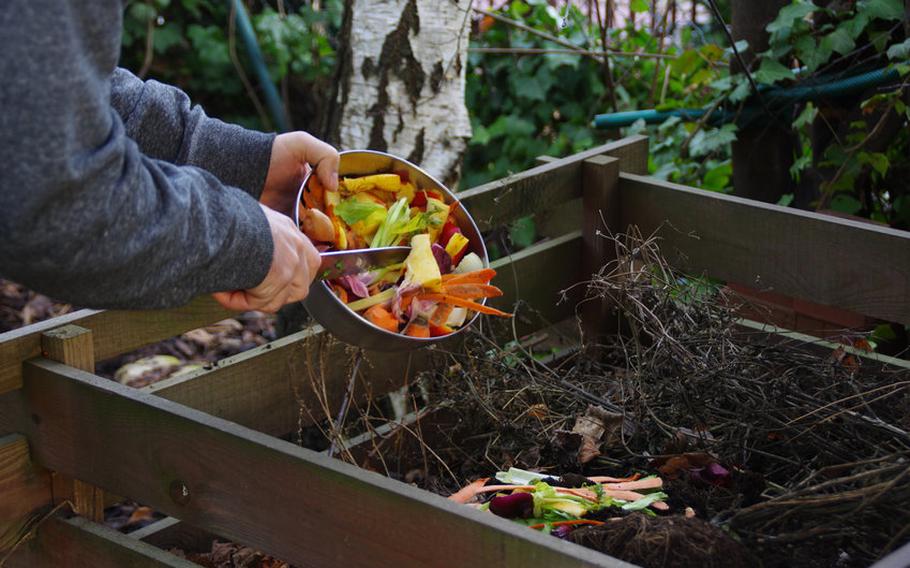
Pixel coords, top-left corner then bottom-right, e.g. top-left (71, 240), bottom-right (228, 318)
top-left (4, 516), bottom-right (197, 568)
top-left (144, 234), bottom-right (582, 438)
top-left (21, 360), bottom-right (632, 568)
top-left (581, 156), bottom-right (620, 340)
top-left (0, 434), bottom-right (52, 551)
top-left (0, 296), bottom-right (231, 396)
top-left (489, 231), bottom-right (584, 332)
top-left (129, 517), bottom-right (217, 555)
top-left (145, 327), bottom-right (438, 438)
top-left (619, 173), bottom-right (910, 325)
top-left (41, 325), bottom-right (104, 522)
top-left (460, 136), bottom-right (648, 231)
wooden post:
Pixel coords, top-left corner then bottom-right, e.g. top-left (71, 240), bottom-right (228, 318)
top-left (0, 433), bottom-right (52, 552)
top-left (581, 155), bottom-right (620, 342)
top-left (41, 325), bottom-right (105, 522)
top-left (730, 0), bottom-right (795, 203)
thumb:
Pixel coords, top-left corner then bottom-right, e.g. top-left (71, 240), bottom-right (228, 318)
top-left (316, 159), bottom-right (339, 193)
top-left (212, 290), bottom-right (258, 312)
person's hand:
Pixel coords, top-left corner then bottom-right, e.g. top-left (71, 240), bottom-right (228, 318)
top-left (212, 204), bottom-right (321, 313)
top-left (260, 131), bottom-right (339, 214)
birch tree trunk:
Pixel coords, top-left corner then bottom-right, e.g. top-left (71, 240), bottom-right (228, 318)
top-left (327, 0), bottom-right (473, 186)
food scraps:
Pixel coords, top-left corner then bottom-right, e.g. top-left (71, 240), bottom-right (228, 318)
top-left (449, 467), bottom-right (672, 539)
top-left (298, 171), bottom-right (512, 337)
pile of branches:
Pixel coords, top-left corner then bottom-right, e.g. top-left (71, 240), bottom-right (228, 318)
top-left (585, 228), bottom-right (910, 566)
top-left (319, 228), bottom-right (908, 567)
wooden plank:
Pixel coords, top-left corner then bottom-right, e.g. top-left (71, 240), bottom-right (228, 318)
top-left (0, 434), bottom-right (51, 552)
top-left (489, 231), bottom-right (584, 335)
top-left (872, 539), bottom-right (910, 568)
top-left (4, 516), bottom-right (196, 568)
top-left (737, 319), bottom-right (910, 371)
top-left (130, 517), bottom-right (217, 554)
top-left (41, 325), bottom-right (104, 522)
top-left (0, 390), bottom-right (28, 436)
top-left (619, 173), bottom-right (910, 325)
top-left (144, 326), bottom-right (437, 438)
top-left (20, 360), bottom-right (632, 568)
top-left (142, 234), bottom-right (583, 438)
top-left (0, 296), bottom-right (231, 396)
top-left (460, 136), bottom-right (648, 231)
top-left (581, 156), bottom-right (620, 340)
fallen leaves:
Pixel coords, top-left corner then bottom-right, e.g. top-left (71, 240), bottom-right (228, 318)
top-left (0, 279), bottom-right (73, 332)
top-left (171, 541), bottom-right (290, 568)
top-left (555, 405), bottom-right (629, 466)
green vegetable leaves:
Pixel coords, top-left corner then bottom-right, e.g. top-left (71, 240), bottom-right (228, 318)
top-left (495, 467), bottom-right (548, 486)
top-left (370, 198), bottom-right (410, 248)
top-left (369, 198), bottom-right (430, 248)
top-left (334, 199), bottom-right (386, 226)
top-left (621, 491), bottom-right (669, 511)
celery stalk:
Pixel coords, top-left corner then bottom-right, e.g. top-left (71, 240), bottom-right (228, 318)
top-left (346, 287), bottom-right (396, 312)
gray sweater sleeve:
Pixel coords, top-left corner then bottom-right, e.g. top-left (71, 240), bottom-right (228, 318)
top-left (110, 68), bottom-right (275, 199)
top-left (0, 1), bottom-right (273, 309)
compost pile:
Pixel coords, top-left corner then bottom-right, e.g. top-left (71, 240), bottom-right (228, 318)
top-left (347, 229), bottom-right (909, 568)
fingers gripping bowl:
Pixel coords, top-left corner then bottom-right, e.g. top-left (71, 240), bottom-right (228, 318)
top-left (294, 150), bottom-right (509, 351)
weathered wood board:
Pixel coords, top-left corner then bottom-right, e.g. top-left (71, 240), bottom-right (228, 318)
top-left (20, 359), bottom-right (632, 568)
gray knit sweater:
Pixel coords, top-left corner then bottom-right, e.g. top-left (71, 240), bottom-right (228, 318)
top-left (0, 1), bottom-right (276, 309)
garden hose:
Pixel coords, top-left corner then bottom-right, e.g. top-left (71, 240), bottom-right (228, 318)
top-left (231, 0), bottom-right (289, 132)
top-left (592, 67), bottom-right (902, 129)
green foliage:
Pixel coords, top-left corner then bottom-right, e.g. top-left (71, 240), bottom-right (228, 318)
top-left (465, 1), bottom-right (738, 193)
top-left (121, 0), bottom-right (909, 232)
top-left (463, 1), bottom-right (604, 188)
top-left (120, 0), bottom-right (342, 130)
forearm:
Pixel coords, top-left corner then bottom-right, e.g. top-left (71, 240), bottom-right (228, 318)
top-left (0, 120), bottom-right (273, 309)
top-left (0, 1), bottom-right (273, 309)
top-left (111, 68), bottom-right (275, 199)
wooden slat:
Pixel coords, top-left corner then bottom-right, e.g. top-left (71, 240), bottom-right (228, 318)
top-left (490, 231), bottom-right (584, 330)
top-left (0, 296), bottom-right (231, 396)
top-left (0, 390), bottom-right (28, 437)
top-left (145, 327), bottom-right (437, 438)
top-left (4, 516), bottom-right (196, 568)
top-left (0, 434), bottom-right (51, 551)
top-left (20, 360), bottom-right (631, 568)
top-left (738, 319), bottom-right (910, 371)
top-left (619, 173), bottom-right (910, 325)
top-left (41, 325), bottom-right (104, 522)
top-left (581, 156), bottom-right (620, 339)
top-left (142, 233), bottom-right (583, 437)
top-left (130, 517), bottom-right (217, 554)
top-left (459, 136), bottom-right (648, 231)
top-left (872, 539), bottom-right (910, 568)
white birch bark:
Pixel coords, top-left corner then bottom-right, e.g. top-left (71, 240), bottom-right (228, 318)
top-left (331, 0), bottom-right (473, 185)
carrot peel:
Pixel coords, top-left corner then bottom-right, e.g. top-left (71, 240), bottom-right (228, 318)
top-left (416, 294), bottom-right (512, 317)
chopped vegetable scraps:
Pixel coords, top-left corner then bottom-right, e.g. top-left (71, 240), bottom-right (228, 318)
top-left (298, 168), bottom-right (512, 337)
top-left (449, 468), bottom-right (672, 538)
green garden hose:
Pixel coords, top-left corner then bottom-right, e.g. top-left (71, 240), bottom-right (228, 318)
top-left (592, 67), bottom-right (901, 129)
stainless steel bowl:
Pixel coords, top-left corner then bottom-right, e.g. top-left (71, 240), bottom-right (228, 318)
top-left (295, 150), bottom-right (489, 351)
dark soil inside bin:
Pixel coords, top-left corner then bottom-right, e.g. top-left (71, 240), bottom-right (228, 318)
top-left (312, 231), bottom-right (910, 568)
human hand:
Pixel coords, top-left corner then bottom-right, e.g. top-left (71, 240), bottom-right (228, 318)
top-left (212, 204), bottom-right (321, 313)
top-left (260, 131), bottom-right (339, 215)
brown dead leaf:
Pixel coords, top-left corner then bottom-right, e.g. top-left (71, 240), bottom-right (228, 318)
top-left (568, 405), bottom-right (626, 464)
top-left (526, 403), bottom-right (549, 420)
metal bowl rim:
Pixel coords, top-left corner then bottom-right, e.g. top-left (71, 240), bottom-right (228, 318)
top-left (296, 149), bottom-right (489, 345)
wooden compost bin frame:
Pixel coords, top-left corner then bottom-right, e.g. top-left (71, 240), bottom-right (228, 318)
top-left (2, 135), bottom-right (910, 568)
